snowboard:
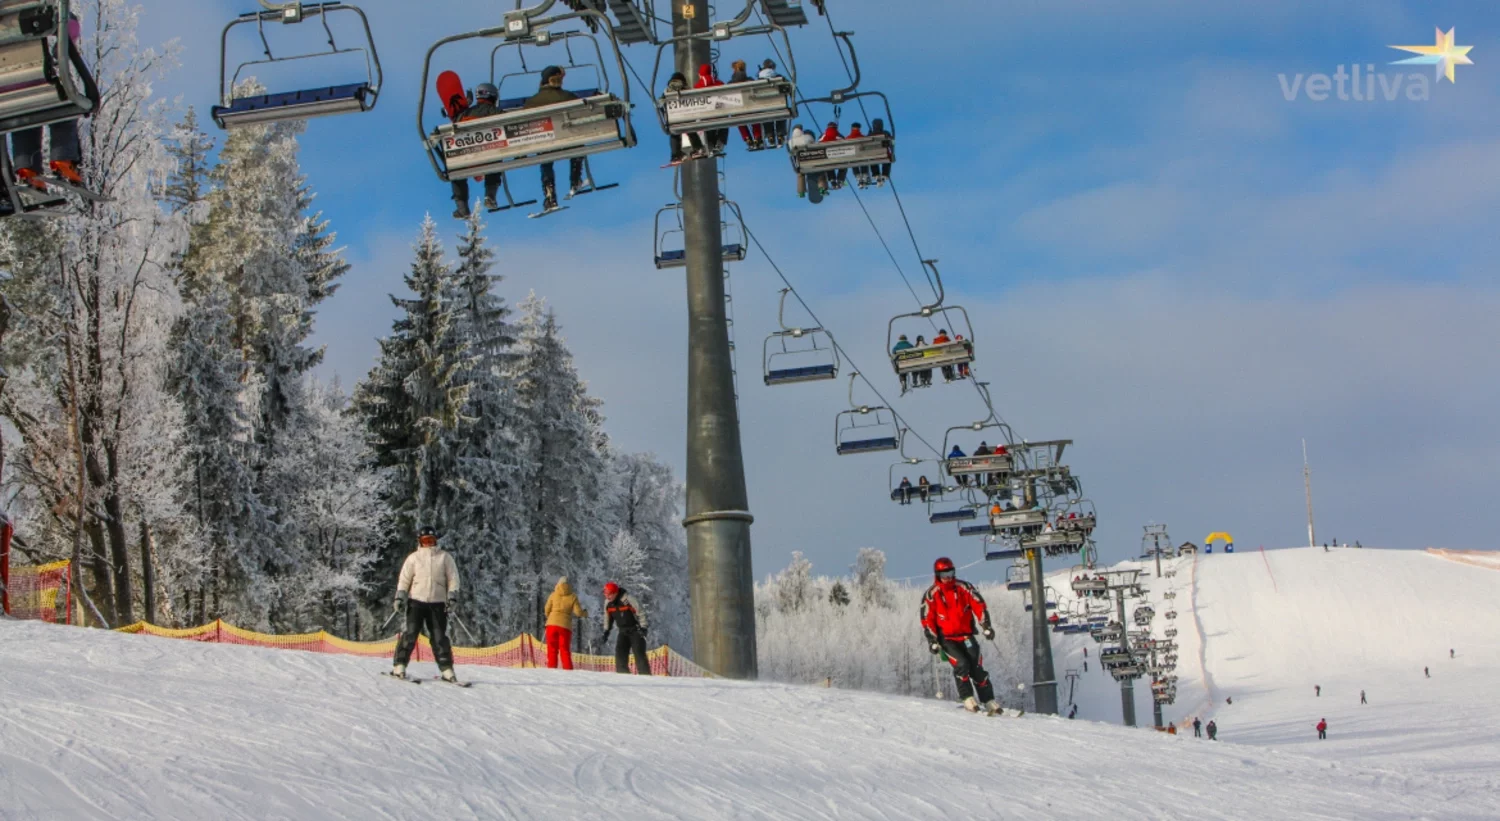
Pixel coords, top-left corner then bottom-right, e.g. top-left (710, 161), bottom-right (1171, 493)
top-left (527, 203), bottom-right (569, 219)
top-left (437, 70), bottom-right (467, 121)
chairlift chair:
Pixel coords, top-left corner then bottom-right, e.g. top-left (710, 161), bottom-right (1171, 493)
top-left (419, 7), bottom-right (635, 191)
top-left (887, 260), bottom-right (975, 385)
top-left (0, 0), bottom-right (100, 136)
top-left (1004, 561), bottom-right (1030, 592)
top-left (212, 2), bottom-right (382, 129)
top-left (1164, 627), bottom-right (1178, 639)
top-left (982, 537), bottom-right (1023, 562)
top-left (649, 7), bottom-right (797, 144)
top-left (653, 199), bottom-right (747, 268)
top-left (791, 34), bottom-right (894, 184)
top-left (834, 374), bottom-right (899, 456)
top-left (763, 288), bottom-right (837, 384)
top-left (888, 459), bottom-right (944, 506)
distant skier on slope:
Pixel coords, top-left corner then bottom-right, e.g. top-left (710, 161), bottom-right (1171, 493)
top-left (1424, 666), bottom-right (1430, 678)
top-left (920, 557), bottom-right (1003, 716)
top-left (1206, 720), bottom-right (1218, 740)
top-left (1360, 690), bottom-right (1367, 704)
top-left (1192, 717), bottom-right (1202, 737)
top-left (390, 526), bottom-right (462, 683)
top-left (1316, 718), bottom-right (1327, 740)
top-left (1315, 684), bottom-right (1320, 697)
top-left (602, 582), bottom-right (651, 675)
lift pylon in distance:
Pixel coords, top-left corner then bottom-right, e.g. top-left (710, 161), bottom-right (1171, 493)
top-left (762, 287), bottom-right (838, 385)
top-left (211, 2), bottom-right (382, 130)
top-left (418, 3), bottom-right (635, 191)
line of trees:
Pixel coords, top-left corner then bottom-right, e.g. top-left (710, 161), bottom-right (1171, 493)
top-left (756, 549), bottom-right (1030, 706)
top-left (0, 0), bottom-right (689, 651)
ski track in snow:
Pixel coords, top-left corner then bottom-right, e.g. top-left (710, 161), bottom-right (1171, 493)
top-left (2, 547), bottom-right (1499, 820)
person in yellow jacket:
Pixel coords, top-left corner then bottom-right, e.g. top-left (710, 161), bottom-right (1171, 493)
top-left (390, 526), bottom-right (461, 682)
top-left (543, 576), bottom-right (588, 670)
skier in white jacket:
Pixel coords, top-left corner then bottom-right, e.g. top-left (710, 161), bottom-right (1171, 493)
top-left (390, 526), bottom-right (462, 681)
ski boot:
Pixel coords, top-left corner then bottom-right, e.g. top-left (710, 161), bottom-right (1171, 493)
top-left (962, 696), bottom-right (980, 713)
top-left (985, 700), bottom-right (1003, 717)
top-left (453, 200), bottom-right (471, 220)
top-left (440, 668), bottom-right (458, 683)
top-left (541, 185), bottom-right (559, 212)
top-left (50, 160), bottom-right (83, 185)
top-left (482, 196), bottom-right (499, 211)
top-left (390, 663), bottom-right (407, 679)
top-left (15, 167), bottom-right (47, 192)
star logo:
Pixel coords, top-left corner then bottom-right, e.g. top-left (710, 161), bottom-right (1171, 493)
top-left (1390, 27), bottom-right (1474, 84)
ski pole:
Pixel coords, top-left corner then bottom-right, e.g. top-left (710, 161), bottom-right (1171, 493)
top-left (377, 609), bottom-right (400, 635)
top-left (450, 612), bottom-right (479, 645)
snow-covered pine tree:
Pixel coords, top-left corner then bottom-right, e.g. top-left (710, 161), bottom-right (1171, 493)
top-left (509, 294), bottom-right (614, 636)
top-left (852, 547), bottom-right (894, 610)
top-left (441, 213), bottom-right (524, 641)
top-left (162, 106), bottom-right (214, 218)
top-left (354, 218), bottom-right (474, 608)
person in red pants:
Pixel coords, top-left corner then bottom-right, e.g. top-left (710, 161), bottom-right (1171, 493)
top-left (543, 576), bottom-right (588, 670)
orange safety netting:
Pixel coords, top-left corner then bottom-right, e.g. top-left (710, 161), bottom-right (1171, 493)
top-left (114, 619), bottom-right (713, 678)
top-left (5, 560), bottom-right (72, 624)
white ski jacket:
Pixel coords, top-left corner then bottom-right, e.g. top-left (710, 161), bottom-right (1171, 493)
top-left (398, 546), bottom-right (460, 604)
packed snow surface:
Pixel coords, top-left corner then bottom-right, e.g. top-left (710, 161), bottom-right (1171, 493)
top-left (4, 545), bottom-right (1500, 821)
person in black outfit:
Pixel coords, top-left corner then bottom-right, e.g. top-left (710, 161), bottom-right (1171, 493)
top-left (602, 582), bottom-right (651, 675)
top-left (1192, 717), bottom-right (1202, 737)
top-left (447, 82), bottom-right (504, 218)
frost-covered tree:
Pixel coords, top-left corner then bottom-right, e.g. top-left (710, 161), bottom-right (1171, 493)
top-left (605, 451), bottom-right (690, 651)
top-left (0, 0), bottom-right (186, 626)
top-left (828, 580), bottom-right (851, 607)
top-left (852, 547), bottom-right (894, 610)
top-left (508, 294), bottom-right (613, 633)
top-left (772, 552), bottom-right (814, 614)
top-left (162, 106), bottom-right (213, 217)
top-left (602, 529), bottom-right (649, 595)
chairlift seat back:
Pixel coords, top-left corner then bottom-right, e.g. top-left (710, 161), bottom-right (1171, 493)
top-left (928, 508), bottom-right (977, 525)
top-left (212, 82), bottom-right (374, 129)
top-left (764, 363), bottom-right (836, 385)
top-left (432, 92), bottom-right (630, 180)
top-left (983, 546), bottom-right (1023, 561)
top-left (792, 134), bottom-right (893, 175)
top-left (659, 78), bottom-right (794, 135)
top-left (944, 453), bottom-right (1011, 477)
top-left (0, 37), bottom-right (92, 134)
top-left (989, 509), bottom-right (1046, 531)
top-left (892, 340), bottom-right (973, 374)
top-left (836, 436), bottom-right (899, 456)
top-left (654, 242), bottom-right (745, 269)
top-left (1025, 530), bottom-right (1085, 549)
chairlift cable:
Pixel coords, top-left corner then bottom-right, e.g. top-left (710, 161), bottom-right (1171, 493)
top-left (740, 219), bottom-right (946, 461)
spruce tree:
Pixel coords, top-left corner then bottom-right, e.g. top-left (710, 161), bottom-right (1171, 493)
top-left (163, 107), bottom-right (214, 217)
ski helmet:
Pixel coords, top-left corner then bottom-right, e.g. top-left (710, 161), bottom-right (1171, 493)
top-left (934, 556), bottom-right (956, 580)
top-left (418, 525), bottom-right (437, 539)
top-left (603, 582), bottom-right (621, 599)
top-left (475, 82), bottom-right (499, 102)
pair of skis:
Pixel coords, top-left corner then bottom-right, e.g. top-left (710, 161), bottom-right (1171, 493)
top-left (384, 671), bottom-right (471, 688)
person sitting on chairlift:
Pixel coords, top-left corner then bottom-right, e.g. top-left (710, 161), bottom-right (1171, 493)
top-left (897, 476), bottom-right (912, 505)
top-left (912, 335), bottom-right (933, 387)
top-left (789, 124), bottom-right (817, 197)
top-left (693, 64), bottom-right (729, 154)
top-left (728, 60), bottom-right (765, 150)
top-left (918, 475), bottom-right (931, 503)
top-left (932, 328), bottom-right (955, 382)
top-left (525, 66), bottom-right (586, 210)
top-left (845, 122), bottom-right (872, 188)
top-left (445, 82), bottom-right (505, 219)
top-left (665, 72), bottom-right (708, 165)
top-left (947, 444), bottom-right (968, 486)
top-left (953, 331), bottom-right (970, 378)
top-left (868, 118), bottom-right (892, 185)
top-left (818, 121), bottom-right (846, 189)
top-left (891, 333), bottom-right (914, 393)
top-left (757, 59), bottom-right (788, 147)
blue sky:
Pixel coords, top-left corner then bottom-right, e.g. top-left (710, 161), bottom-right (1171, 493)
top-left (137, 0), bottom-right (1500, 581)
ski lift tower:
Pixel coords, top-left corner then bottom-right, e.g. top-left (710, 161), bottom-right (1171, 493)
top-left (1141, 523), bottom-right (1171, 578)
top-left (673, 0), bottom-right (755, 679)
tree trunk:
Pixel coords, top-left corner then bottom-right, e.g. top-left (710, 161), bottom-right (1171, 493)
top-left (85, 520), bottom-right (114, 623)
top-left (138, 520), bottom-right (156, 624)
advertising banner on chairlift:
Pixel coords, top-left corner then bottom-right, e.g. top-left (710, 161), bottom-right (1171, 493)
top-left (442, 116), bottom-right (557, 160)
top-left (664, 91), bottom-right (744, 124)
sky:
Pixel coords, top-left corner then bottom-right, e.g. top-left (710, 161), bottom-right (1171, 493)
top-left (134, 0), bottom-right (1500, 583)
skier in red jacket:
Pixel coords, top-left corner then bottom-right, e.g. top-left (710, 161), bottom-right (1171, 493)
top-left (921, 557), bottom-right (1002, 715)
top-left (693, 64), bottom-right (729, 153)
top-left (1316, 718), bottom-right (1328, 740)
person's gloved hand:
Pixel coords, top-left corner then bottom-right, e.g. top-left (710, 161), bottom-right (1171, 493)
top-left (983, 627), bottom-right (995, 640)
top-left (929, 642), bottom-right (942, 655)
top-left (393, 591), bottom-right (408, 614)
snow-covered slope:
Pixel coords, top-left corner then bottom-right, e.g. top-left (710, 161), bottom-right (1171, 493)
top-left (3, 611), bottom-right (1498, 820)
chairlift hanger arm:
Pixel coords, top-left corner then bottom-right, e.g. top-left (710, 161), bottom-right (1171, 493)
top-left (220, 3), bottom-right (383, 103)
top-left (490, 30), bottom-right (610, 94)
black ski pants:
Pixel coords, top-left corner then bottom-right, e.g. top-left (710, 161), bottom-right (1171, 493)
top-left (451, 174), bottom-right (501, 205)
top-left (540, 159), bottom-right (583, 194)
top-left (941, 636), bottom-right (994, 703)
top-left (615, 628), bottom-right (650, 675)
top-left (393, 600), bottom-right (454, 671)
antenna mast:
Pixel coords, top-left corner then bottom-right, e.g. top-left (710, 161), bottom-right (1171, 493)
top-left (1303, 439), bottom-right (1316, 548)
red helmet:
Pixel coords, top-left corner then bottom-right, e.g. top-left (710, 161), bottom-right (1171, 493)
top-left (934, 557), bottom-right (956, 582)
top-left (603, 582), bottom-right (620, 598)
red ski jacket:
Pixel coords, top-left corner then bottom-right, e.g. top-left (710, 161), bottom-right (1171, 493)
top-left (920, 580), bottom-right (990, 642)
